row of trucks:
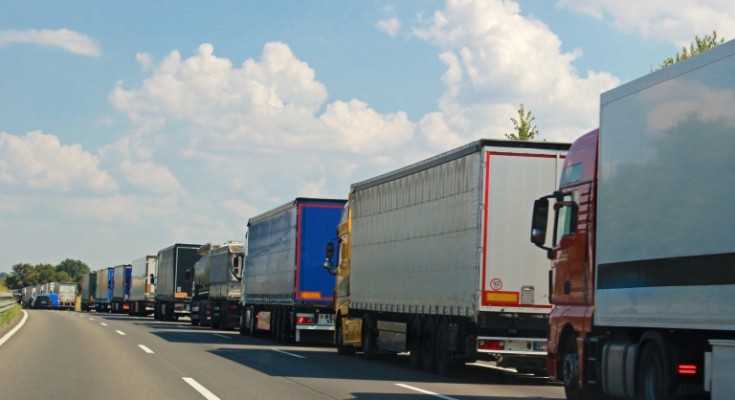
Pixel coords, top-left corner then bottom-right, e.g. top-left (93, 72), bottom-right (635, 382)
top-left (20, 282), bottom-right (77, 309)
top-left (81, 257), bottom-right (158, 315)
top-left (72, 38), bottom-right (735, 396)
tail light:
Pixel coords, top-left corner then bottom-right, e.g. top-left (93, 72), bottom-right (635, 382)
top-left (297, 316), bottom-right (314, 324)
top-left (478, 339), bottom-right (505, 351)
top-left (678, 364), bottom-right (697, 375)
top-left (228, 304), bottom-right (238, 311)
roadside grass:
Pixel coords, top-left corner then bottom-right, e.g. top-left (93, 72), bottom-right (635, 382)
top-left (0, 304), bottom-right (22, 329)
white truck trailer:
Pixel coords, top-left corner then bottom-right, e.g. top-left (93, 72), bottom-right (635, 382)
top-left (129, 256), bottom-right (157, 316)
top-left (324, 139), bottom-right (569, 375)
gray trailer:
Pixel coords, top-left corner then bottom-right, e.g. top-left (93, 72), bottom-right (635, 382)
top-left (154, 243), bottom-right (202, 321)
top-left (326, 139), bottom-right (568, 375)
top-left (191, 242), bottom-right (244, 329)
top-left (129, 255), bottom-right (157, 316)
top-left (110, 264), bottom-right (132, 313)
top-left (94, 267), bottom-right (113, 312)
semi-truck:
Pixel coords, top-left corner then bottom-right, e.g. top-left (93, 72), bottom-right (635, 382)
top-left (239, 198), bottom-right (346, 343)
top-left (111, 264), bottom-right (132, 313)
top-left (80, 272), bottom-right (97, 312)
top-left (129, 255), bottom-right (157, 316)
top-left (154, 243), bottom-right (202, 321)
top-left (94, 267), bottom-right (113, 312)
top-left (530, 39), bottom-right (735, 399)
top-left (191, 242), bottom-right (244, 329)
top-left (323, 139), bottom-right (568, 375)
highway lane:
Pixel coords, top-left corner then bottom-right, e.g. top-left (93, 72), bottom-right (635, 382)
top-left (1, 310), bottom-right (564, 400)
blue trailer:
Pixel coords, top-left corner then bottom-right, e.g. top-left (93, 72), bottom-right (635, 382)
top-left (239, 197), bottom-right (346, 343)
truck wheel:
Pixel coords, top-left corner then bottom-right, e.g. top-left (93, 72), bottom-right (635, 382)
top-left (409, 318), bottom-right (423, 369)
top-left (249, 308), bottom-right (258, 337)
top-left (362, 314), bottom-right (377, 360)
top-left (435, 318), bottom-right (458, 376)
top-left (421, 317), bottom-right (437, 372)
top-left (335, 319), bottom-right (355, 355)
top-left (638, 341), bottom-right (671, 400)
top-left (239, 310), bottom-right (247, 335)
top-left (561, 334), bottom-right (582, 400)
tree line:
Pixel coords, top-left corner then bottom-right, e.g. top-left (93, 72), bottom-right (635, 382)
top-left (3, 259), bottom-right (91, 289)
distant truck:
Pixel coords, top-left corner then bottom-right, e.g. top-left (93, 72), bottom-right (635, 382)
top-left (56, 282), bottom-right (77, 310)
top-left (81, 272), bottom-right (97, 312)
top-left (110, 264), bottom-right (132, 313)
top-left (239, 198), bottom-right (346, 343)
top-left (94, 267), bottom-right (113, 312)
top-left (129, 255), bottom-right (157, 316)
top-left (154, 243), bottom-right (202, 321)
top-left (191, 242), bottom-right (244, 329)
top-left (530, 39), bottom-right (735, 399)
top-left (323, 139), bottom-right (568, 375)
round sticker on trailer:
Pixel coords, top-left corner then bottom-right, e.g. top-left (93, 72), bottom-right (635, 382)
top-left (490, 278), bottom-right (503, 291)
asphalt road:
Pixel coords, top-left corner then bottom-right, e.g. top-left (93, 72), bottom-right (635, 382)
top-left (0, 310), bottom-right (564, 400)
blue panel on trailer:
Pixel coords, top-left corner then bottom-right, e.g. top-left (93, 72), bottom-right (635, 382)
top-left (125, 266), bottom-right (132, 297)
top-left (296, 200), bottom-right (346, 302)
top-left (107, 267), bottom-right (114, 302)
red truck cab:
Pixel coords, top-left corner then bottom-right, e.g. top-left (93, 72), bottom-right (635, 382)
top-left (531, 129), bottom-right (598, 398)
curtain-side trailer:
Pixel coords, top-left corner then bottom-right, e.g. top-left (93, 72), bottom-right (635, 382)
top-left (325, 139), bottom-right (568, 375)
top-left (239, 198), bottom-right (346, 343)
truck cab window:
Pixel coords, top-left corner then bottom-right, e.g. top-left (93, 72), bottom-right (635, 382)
top-left (555, 193), bottom-right (577, 242)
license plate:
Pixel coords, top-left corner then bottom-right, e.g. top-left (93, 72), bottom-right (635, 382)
top-left (318, 314), bottom-right (334, 325)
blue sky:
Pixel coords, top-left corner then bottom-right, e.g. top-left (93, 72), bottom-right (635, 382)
top-left (1, 0), bottom-right (733, 274)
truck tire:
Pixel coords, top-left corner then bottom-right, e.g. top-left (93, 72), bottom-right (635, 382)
top-left (637, 341), bottom-right (671, 400)
top-left (409, 317), bottom-right (423, 369)
top-left (421, 317), bottom-right (437, 372)
top-left (362, 314), bottom-right (377, 360)
top-left (239, 310), bottom-right (247, 335)
top-left (435, 317), bottom-right (458, 376)
top-left (561, 334), bottom-right (582, 400)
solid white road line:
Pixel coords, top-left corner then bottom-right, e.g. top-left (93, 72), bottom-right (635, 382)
top-left (182, 377), bottom-right (222, 400)
top-left (100, 323), bottom-right (108, 326)
top-left (213, 334), bottom-right (231, 339)
top-left (89, 318), bottom-right (95, 321)
top-left (395, 383), bottom-right (458, 400)
top-left (0, 310), bottom-right (28, 348)
top-left (271, 349), bottom-right (307, 359)
top-left (138, 344), bottom-right (154, 354)
top-left (115, 330), bottom-right (126, 336)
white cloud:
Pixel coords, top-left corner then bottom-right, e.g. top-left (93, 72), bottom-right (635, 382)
top-left (0, 131), bottom-right (117, 192)
top-left (557, 0), bottom-right (735, 46)
top-left (378, 18), bottom-right (401, 37)
top-left (0, 28), bottom-right (101, 56)
top-left (411, 0), bottom-right (620, 143)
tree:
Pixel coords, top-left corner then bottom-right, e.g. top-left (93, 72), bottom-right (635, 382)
top-left (56, 258), bottom-right (90, 282)
top-left (505, 103), bottom-right (541, 141)
top-left (660, 31), bottom-right (725, 68)
top-left (5, 263), bottom-right (35, 289)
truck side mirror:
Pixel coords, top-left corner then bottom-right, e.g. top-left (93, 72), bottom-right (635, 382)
top-left (530, 198), bottom-right (549, 246)
top-left (149, 274), bottom-right (155, 285)
top-left (323, 242), bottom-right (335, 272)
top-left (232, 254), bottom-right (243, 281)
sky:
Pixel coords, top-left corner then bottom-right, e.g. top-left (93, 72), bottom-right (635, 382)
top-left (1, 0), bottom-right (734, 274)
